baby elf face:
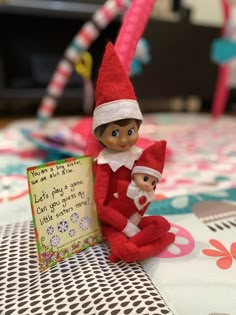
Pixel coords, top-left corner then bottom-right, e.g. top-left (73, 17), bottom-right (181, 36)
top-left (98, 120), bottom-right (139, 152)
top-left (133, 173), bottom-right (158, 192)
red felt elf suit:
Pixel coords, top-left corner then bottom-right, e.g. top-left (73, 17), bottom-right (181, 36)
top-left (92, 43), bottom-right (174, 262)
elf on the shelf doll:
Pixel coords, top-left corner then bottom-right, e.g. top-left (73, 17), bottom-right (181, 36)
top-left (107, 140), bottom-right (172, 262)
top-left (92, 42), bottom-right (174, 262)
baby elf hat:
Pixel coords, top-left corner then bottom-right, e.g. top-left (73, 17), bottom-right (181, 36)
top-left (132, 140), bottom-right (167, 181)
top-left (92, 42), bottom-right (143, 132)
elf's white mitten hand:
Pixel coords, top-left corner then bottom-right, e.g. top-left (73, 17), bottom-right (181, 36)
top-left (122, 220), bottom-right (140, 238)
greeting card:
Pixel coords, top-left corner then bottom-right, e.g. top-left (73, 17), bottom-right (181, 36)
top-left (27, 156), bottom-right (102, 271)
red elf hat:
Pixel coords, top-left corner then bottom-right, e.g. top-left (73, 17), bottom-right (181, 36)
top-left (132, 140), bottom-right (167, 181)
top-left (92, 42), bottom-right (143, 132)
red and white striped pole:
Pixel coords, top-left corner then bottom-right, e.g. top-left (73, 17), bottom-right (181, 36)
top-left (37, 0), bottom-right (131, 123)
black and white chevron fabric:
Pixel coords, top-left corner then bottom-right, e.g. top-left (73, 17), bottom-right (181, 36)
top-left (0, 221), bottom-right (173, 315)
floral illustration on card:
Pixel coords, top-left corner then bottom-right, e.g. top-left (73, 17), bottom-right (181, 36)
top-left (79, 216), bottom-right (92, 231)
top-left (69, 229), bottom-right (76, 238)
top-left (70, 212), bottom-right (79, 223)
top-left (50, 235), bottom-right (61, 247)
top-left (57, 220), bottom-right (69, 233)
top-left (47, 226), bottom-right (54, 235)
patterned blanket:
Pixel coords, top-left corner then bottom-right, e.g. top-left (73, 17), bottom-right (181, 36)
top-left (0, 113), bottom-right (236, 314)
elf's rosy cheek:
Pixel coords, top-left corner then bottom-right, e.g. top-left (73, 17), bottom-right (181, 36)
top-left (156, 223), bottom-right (195, 258)
top-left (130, 133), bottom-right (138, 144)
top-left (107, 139), bottom-right (115, 146)
top-left (104, 138), bottom-right (117, 148)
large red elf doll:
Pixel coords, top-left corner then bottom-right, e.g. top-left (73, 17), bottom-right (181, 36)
top-left (92, 42), bottom-right (174, 262)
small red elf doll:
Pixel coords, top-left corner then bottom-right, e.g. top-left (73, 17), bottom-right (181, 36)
top-left (93, 42), bottom-right (174, 262)
top-left (111, 141), bottom-right (166, 224)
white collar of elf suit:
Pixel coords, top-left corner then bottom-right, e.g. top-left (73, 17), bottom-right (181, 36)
top-left (127, 180), bottom-right (155, 211)
top-left (96, 146), bottom-right (142, 172)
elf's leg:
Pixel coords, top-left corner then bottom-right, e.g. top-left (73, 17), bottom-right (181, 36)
top-left (110, 231), bottom-right (175, 263)
top-left (102, 224), bottom-right (175, 263)
top-left (124, 232), bottom-right (175, 262)
top-left (102, 224), bottom-right (135, 262)
top-left (130, 215), bottom-right (171, 247)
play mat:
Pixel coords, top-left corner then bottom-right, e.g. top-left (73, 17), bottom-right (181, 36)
top-left (0, 112), bottom-right (236, 314)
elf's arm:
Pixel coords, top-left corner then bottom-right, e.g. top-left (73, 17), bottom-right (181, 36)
top-left (114, 179), bottom-right (130, 198)
top-left (94, 163), bottom-right (140, 237)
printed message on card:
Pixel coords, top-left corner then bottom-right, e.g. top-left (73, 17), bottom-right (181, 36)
top-left (27, 156), bottom-right (102, 271)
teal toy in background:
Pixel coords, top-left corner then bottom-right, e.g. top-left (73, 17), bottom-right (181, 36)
top-left (130, 38), bottom-right (151, 76)
top-left (211, 38), bottom-right (236, 64)
top-left (210, 0), bottom-right (236, 118)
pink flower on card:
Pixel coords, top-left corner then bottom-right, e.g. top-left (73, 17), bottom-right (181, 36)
top-left (202, 239), bottom-right (236, 270)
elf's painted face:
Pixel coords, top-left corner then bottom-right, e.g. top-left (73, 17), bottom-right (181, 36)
top-left (133, 173), bottom-right (157, 192)
top-left (97, 120), bottom-right (139, 152)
